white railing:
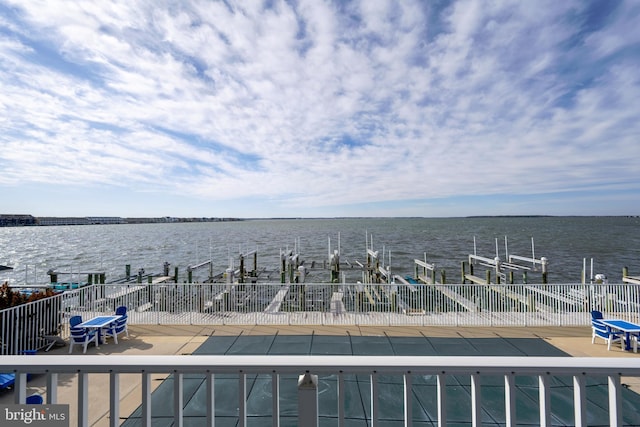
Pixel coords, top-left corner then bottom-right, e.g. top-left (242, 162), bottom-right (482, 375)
top-left (1, 355), bottom-right (639, 427)
top-left (2, 283), bottom-right (640, 354)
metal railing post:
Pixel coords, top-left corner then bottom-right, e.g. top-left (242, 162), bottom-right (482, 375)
top-left (272, 373), bottom-right (280, 427)
top-left (573, 374), bottom-right (586, 427)
top-left (298, 372), bottom-right (318, 427)
top-left (403, 373), bottom-right (413, 427)
top-left (608, 374), bottom-right (622, 426)
top-left (538, 374), bottom-right (550, 426)
top-left (206, 372), bottom-right (215, 427)
top-left (78, 372), bottom-right (89, 427)
top-left (471, 373), bottom-right (481, 427)
top-left (504, 373), bottom-right (515, 427)
top-left (174, 372), bottom-right (183, 427)
top-left (142, 372), bottom-right (152, 427)
top-left (238, 372), bottom-right (247, 427)
top-left (437, 373), bottom-right (446, 426)
top-left (110, 372), bottom-right (119, 427)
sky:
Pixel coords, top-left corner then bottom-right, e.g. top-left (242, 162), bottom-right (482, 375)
top-left (0, 0), bottom-right (639, 218)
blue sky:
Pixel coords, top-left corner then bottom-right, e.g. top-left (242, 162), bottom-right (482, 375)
top-left (0, 0), bottom-right (638, 218)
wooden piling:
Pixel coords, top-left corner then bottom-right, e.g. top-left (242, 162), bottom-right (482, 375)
top-left (253, 251), bottom-right (258, 276)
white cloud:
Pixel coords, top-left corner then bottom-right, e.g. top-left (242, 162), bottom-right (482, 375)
top-left (0, 0), bottom-right (638, 217)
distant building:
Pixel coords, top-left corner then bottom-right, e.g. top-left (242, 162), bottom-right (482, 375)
top-left (37, 217), bottom-right (90, 226)
top-left (0, 214), bottom-right (36, 227)
top-left (86, 217), bottom-right (125, 225)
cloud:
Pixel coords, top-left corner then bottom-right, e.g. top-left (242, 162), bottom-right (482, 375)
top-left (0, 0), bottom-right (638, 217)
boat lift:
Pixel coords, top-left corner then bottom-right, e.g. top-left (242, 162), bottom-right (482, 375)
top-left (463, 236), bottom-right (548, 284)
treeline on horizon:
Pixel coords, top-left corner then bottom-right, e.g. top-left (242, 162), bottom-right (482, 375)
top-left (1, 214), bottom-right (637, 228)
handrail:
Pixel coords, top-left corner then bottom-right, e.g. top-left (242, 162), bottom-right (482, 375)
top-left (2, 354), bottom-right (640, 375)
top-left (2, 282), bottom-right (640, 354)
top-left (1, 355), bottom-right (638, 427)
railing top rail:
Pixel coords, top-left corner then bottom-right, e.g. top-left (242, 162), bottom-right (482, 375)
top-left (1, 355), bottom-right (639, 375)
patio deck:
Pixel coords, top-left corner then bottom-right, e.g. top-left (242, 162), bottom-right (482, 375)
top-left (2, 325), bottom-right (639, 426)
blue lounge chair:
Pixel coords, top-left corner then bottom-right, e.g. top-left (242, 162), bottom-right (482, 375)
top-left (591, 310), bottom-right (623, 350)
top-left (68, 315), bottom-right (98, 354)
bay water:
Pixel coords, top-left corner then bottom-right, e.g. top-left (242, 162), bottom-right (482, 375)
top-left (0, 216), bottom-right (638, 286)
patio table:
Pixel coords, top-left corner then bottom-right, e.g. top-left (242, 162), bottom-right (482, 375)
top-left (601, 319), bottom-right (640, 352)
top-left (76, 315), bottom-right (121, 345)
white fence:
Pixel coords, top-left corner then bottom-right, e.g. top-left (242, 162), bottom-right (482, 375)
top-left (1, 354), bottom-right (639, 427)
top-left (2, 282), bottom-right (640, 354)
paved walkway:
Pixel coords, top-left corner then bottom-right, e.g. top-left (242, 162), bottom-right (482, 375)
top-left (2, 325), bottom-right (639, 426)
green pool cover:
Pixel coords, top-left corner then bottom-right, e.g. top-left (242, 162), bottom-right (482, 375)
top-left (122, 334), bottom-right (640, 426)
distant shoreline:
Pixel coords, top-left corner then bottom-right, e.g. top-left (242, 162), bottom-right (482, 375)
top-left (0, 214), bottom-right (243, 227)
top-left (1, 214), bottom-right (637, 227)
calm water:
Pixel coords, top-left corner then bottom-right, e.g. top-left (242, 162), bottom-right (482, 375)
top-left (0, 217), bottom-right (638, 285)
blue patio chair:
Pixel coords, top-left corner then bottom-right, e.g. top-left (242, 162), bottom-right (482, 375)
top-left (0, 373), bottom-right (15, 390)
top-left (115, 306), bottom-right (127, 316)
top-left (68, 315), bottom-right (98, 354)
top-left (26, 393), bottom-right (43, 404)
top-left (104, 313), bottom-right (128, 344)
top-left (591, 311), bottom-right (623, 351)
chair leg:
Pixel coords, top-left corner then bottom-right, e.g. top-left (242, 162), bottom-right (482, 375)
top-left (607, 337), bottom-right (612, 351)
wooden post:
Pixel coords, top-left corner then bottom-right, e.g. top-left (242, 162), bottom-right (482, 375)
top-left (440, 270), bottom-right (446, 285)
top-left (281, 255), bottom-right (286, 284)
top-left (253, 251), bottom-right (258, 276)
top-left (223, 292), bottom-right (230, 311)
top-left (485, 270), bottom-right (491, 285)
top-left (461, 261), bottom-right (466, 284)
top-left (163, 262), bottom-right (170, 277)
